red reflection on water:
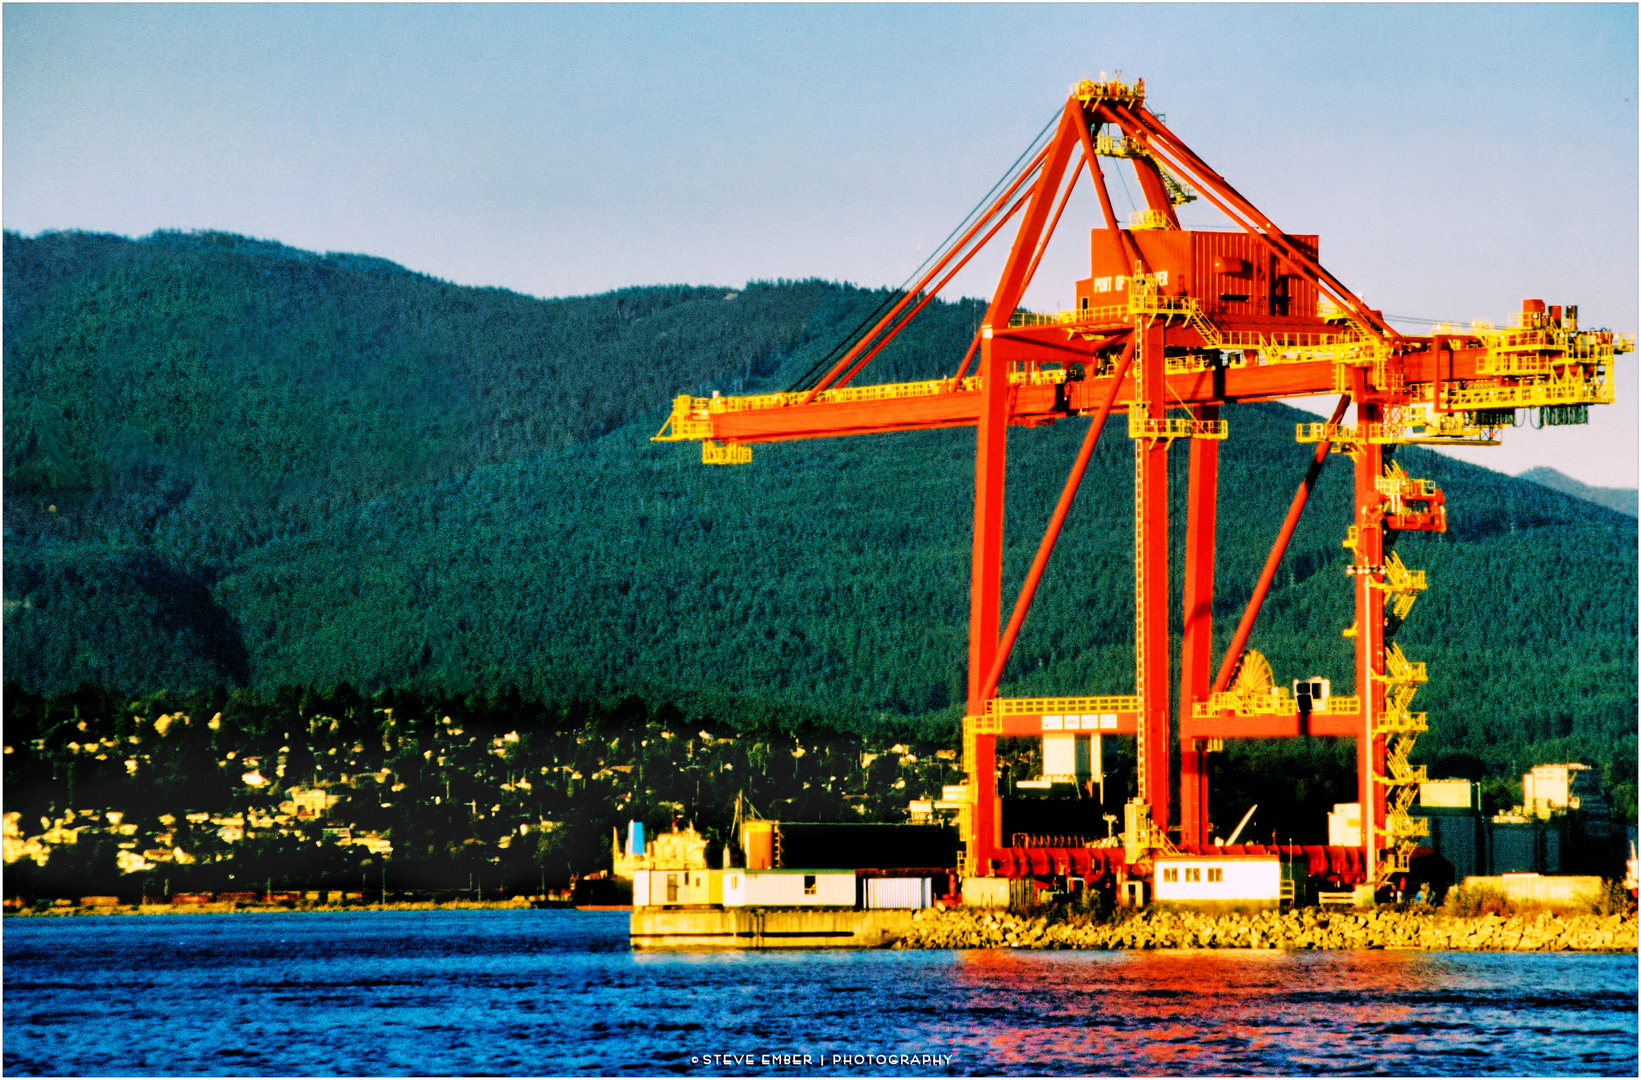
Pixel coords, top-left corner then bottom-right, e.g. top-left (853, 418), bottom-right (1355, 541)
top-left (945, 949), bottom-right (1463, 1071)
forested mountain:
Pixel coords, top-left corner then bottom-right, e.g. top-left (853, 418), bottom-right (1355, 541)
top-left (1519, 467), bottom-right (1637, 518)
top-left (4, 229), bottom-right (1636, 826)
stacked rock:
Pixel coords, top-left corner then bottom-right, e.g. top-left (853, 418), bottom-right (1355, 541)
top-left (894, 906), bottom-right (1638, 951)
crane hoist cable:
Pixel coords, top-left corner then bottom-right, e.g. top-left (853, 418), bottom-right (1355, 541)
top-left (787, 116), bottom-right (1055, 393)
top-left (785, 109), bottom-right (1061, 393)
top-left (795, 153), bottom-right (1045, 396)
top-left (912, 108), bottom-right (1062, 295)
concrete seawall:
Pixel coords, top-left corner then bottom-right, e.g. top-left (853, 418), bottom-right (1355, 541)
top-left (631, 907), bottom-right (916, 948)
top-left (894, 906), bottom-right (1639, 952)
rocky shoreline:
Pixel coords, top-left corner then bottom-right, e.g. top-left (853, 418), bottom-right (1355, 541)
top-left (894, 905), bottom-right (1639, 952)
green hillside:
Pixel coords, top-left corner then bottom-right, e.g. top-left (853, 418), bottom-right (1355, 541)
top-left (4, 229), bottom-right (1636, 826)
top-left (1519, 466), bottom-right (1638, 517)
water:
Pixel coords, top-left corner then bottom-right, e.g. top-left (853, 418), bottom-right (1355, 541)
top-left (3, 910), bottom-right (1635, 1076)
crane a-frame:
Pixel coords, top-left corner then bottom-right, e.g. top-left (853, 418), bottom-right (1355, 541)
top-left (654, 77), bottom-right (1630, 894)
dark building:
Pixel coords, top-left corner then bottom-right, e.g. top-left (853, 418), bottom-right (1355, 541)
top-left (1423, 806), bottom-right (1488, 879)
top-left (1488, 819), bottom-right (1545, 874)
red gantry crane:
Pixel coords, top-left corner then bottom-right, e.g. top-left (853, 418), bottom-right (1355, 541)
top-left (653, 77), bottom-right (1630, 897)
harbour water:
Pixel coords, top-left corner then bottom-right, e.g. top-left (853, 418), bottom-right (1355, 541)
top-left (4, 909), bottom-right (1635, 1075)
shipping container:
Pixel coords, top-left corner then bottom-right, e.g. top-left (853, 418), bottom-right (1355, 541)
top-left (961, 876), bottom-right (1009, 908)
top-left (1462, 873), bottom-right (1603, 909)
top-left (764, 823), bottom-right (957, 871)
top-left (862, 877), bottom-right (932, 909)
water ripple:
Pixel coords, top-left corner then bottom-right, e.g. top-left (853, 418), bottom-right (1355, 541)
top-left (3, 911), bottom-right (1634, 1075)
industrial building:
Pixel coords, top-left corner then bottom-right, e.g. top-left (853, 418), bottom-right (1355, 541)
top-left (1411, 768), bottom-right (1622, 894)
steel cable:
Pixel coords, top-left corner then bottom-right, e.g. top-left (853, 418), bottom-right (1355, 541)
top-left (786, 109), bottom-right (1062, 393)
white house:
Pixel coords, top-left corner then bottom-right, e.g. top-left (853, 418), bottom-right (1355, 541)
top-left (1153, 855), bottom-right (1283, 908)
top-left (721, 869), bottom-right (855, 908)
top-left (632, 867), bottom-right (721, 907)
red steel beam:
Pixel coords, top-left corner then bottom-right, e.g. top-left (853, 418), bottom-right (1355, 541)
top-left (969, 98), bottom-right (1086, 714)
top-left (1134, 318), bottom-right (1172, 829)
top-left (1177, 402), bottom-right (1220, 847)
top-left (983, 711), bottom-right (1140, 737)
top-left (1020, 154), bottom-right (1086, 291)
top-left (1353, 378), bottom-right (1388, 886)
top-left (1074, 111), bottom-right (1145, 269)
top-left (1181, 711), bottom-right (1363, 740)
top-left (978, 98), bottom-right (1088, 332)
top-left (951, 327), bottom-right (983, 380)
top-left (707, 343), bottom-right (1496, 444)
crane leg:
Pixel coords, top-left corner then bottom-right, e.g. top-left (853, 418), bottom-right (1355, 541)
top-left (1353, 396), bottom-right (1388, 889)
top-left (1133, 321), bottom-right (1171, 833)
top-left (1178, 405), bottom-right (1220, 848)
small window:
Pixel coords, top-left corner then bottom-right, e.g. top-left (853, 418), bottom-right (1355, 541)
top-left (1186, 867), bottom-right (1201, 883)
top-left (803, 874), bottom-right (817, 895)
top-left (666, 873), bottom-right (679, 903)
top-left (1163, 868), bottom-right (1178, 883)
top-left (730, 875), bottom-right (739, 889)
top-left (1208, 868), bottom-right (1223, 883)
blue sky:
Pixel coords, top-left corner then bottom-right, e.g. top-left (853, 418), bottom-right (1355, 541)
top-left (5, 3), bottom-right (1636, 485)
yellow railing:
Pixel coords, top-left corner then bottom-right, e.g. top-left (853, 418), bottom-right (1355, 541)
top-left (653, 375), bottom-right (988, 443)
top-left (1297, 409), bottom-right (1505, 447)
top-left (1440, 373), bottom-right (1614, 410)
top-left (709, 375), bottom-right (985, 414)
top-left (1191, 692), bottom-right (1360, 719)
top-left (1092, 133), bottom-right (1145, 158)
top-left (1129, 414), bottom-right (1227, 441)
top-left (1477, 326), bottom-right (1626, 374)
top-left (1009, 368), bottom-right (1069, 386)
top-left (1125, 283), bottom-right (1196, 318)
top-left (1011, 288), bottom-right (1388, 370)
top-left (701, 441), bottom-right (752, 465)
top-left (986, 695), bottom-right (1141, 716)
top-left (1128, 209), bottom-right (1173, 230)
top-left (1074, 77), bottom-right (1145, 108)
top-left (1381, 643), bottom-right (1428, 685)
top-left (1008, 304), bottom-right (1131, 329)
top-left (1374, 707), bottom-right (1429, 736)
top-left (1375, 551), bottom-right (1427, 621)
